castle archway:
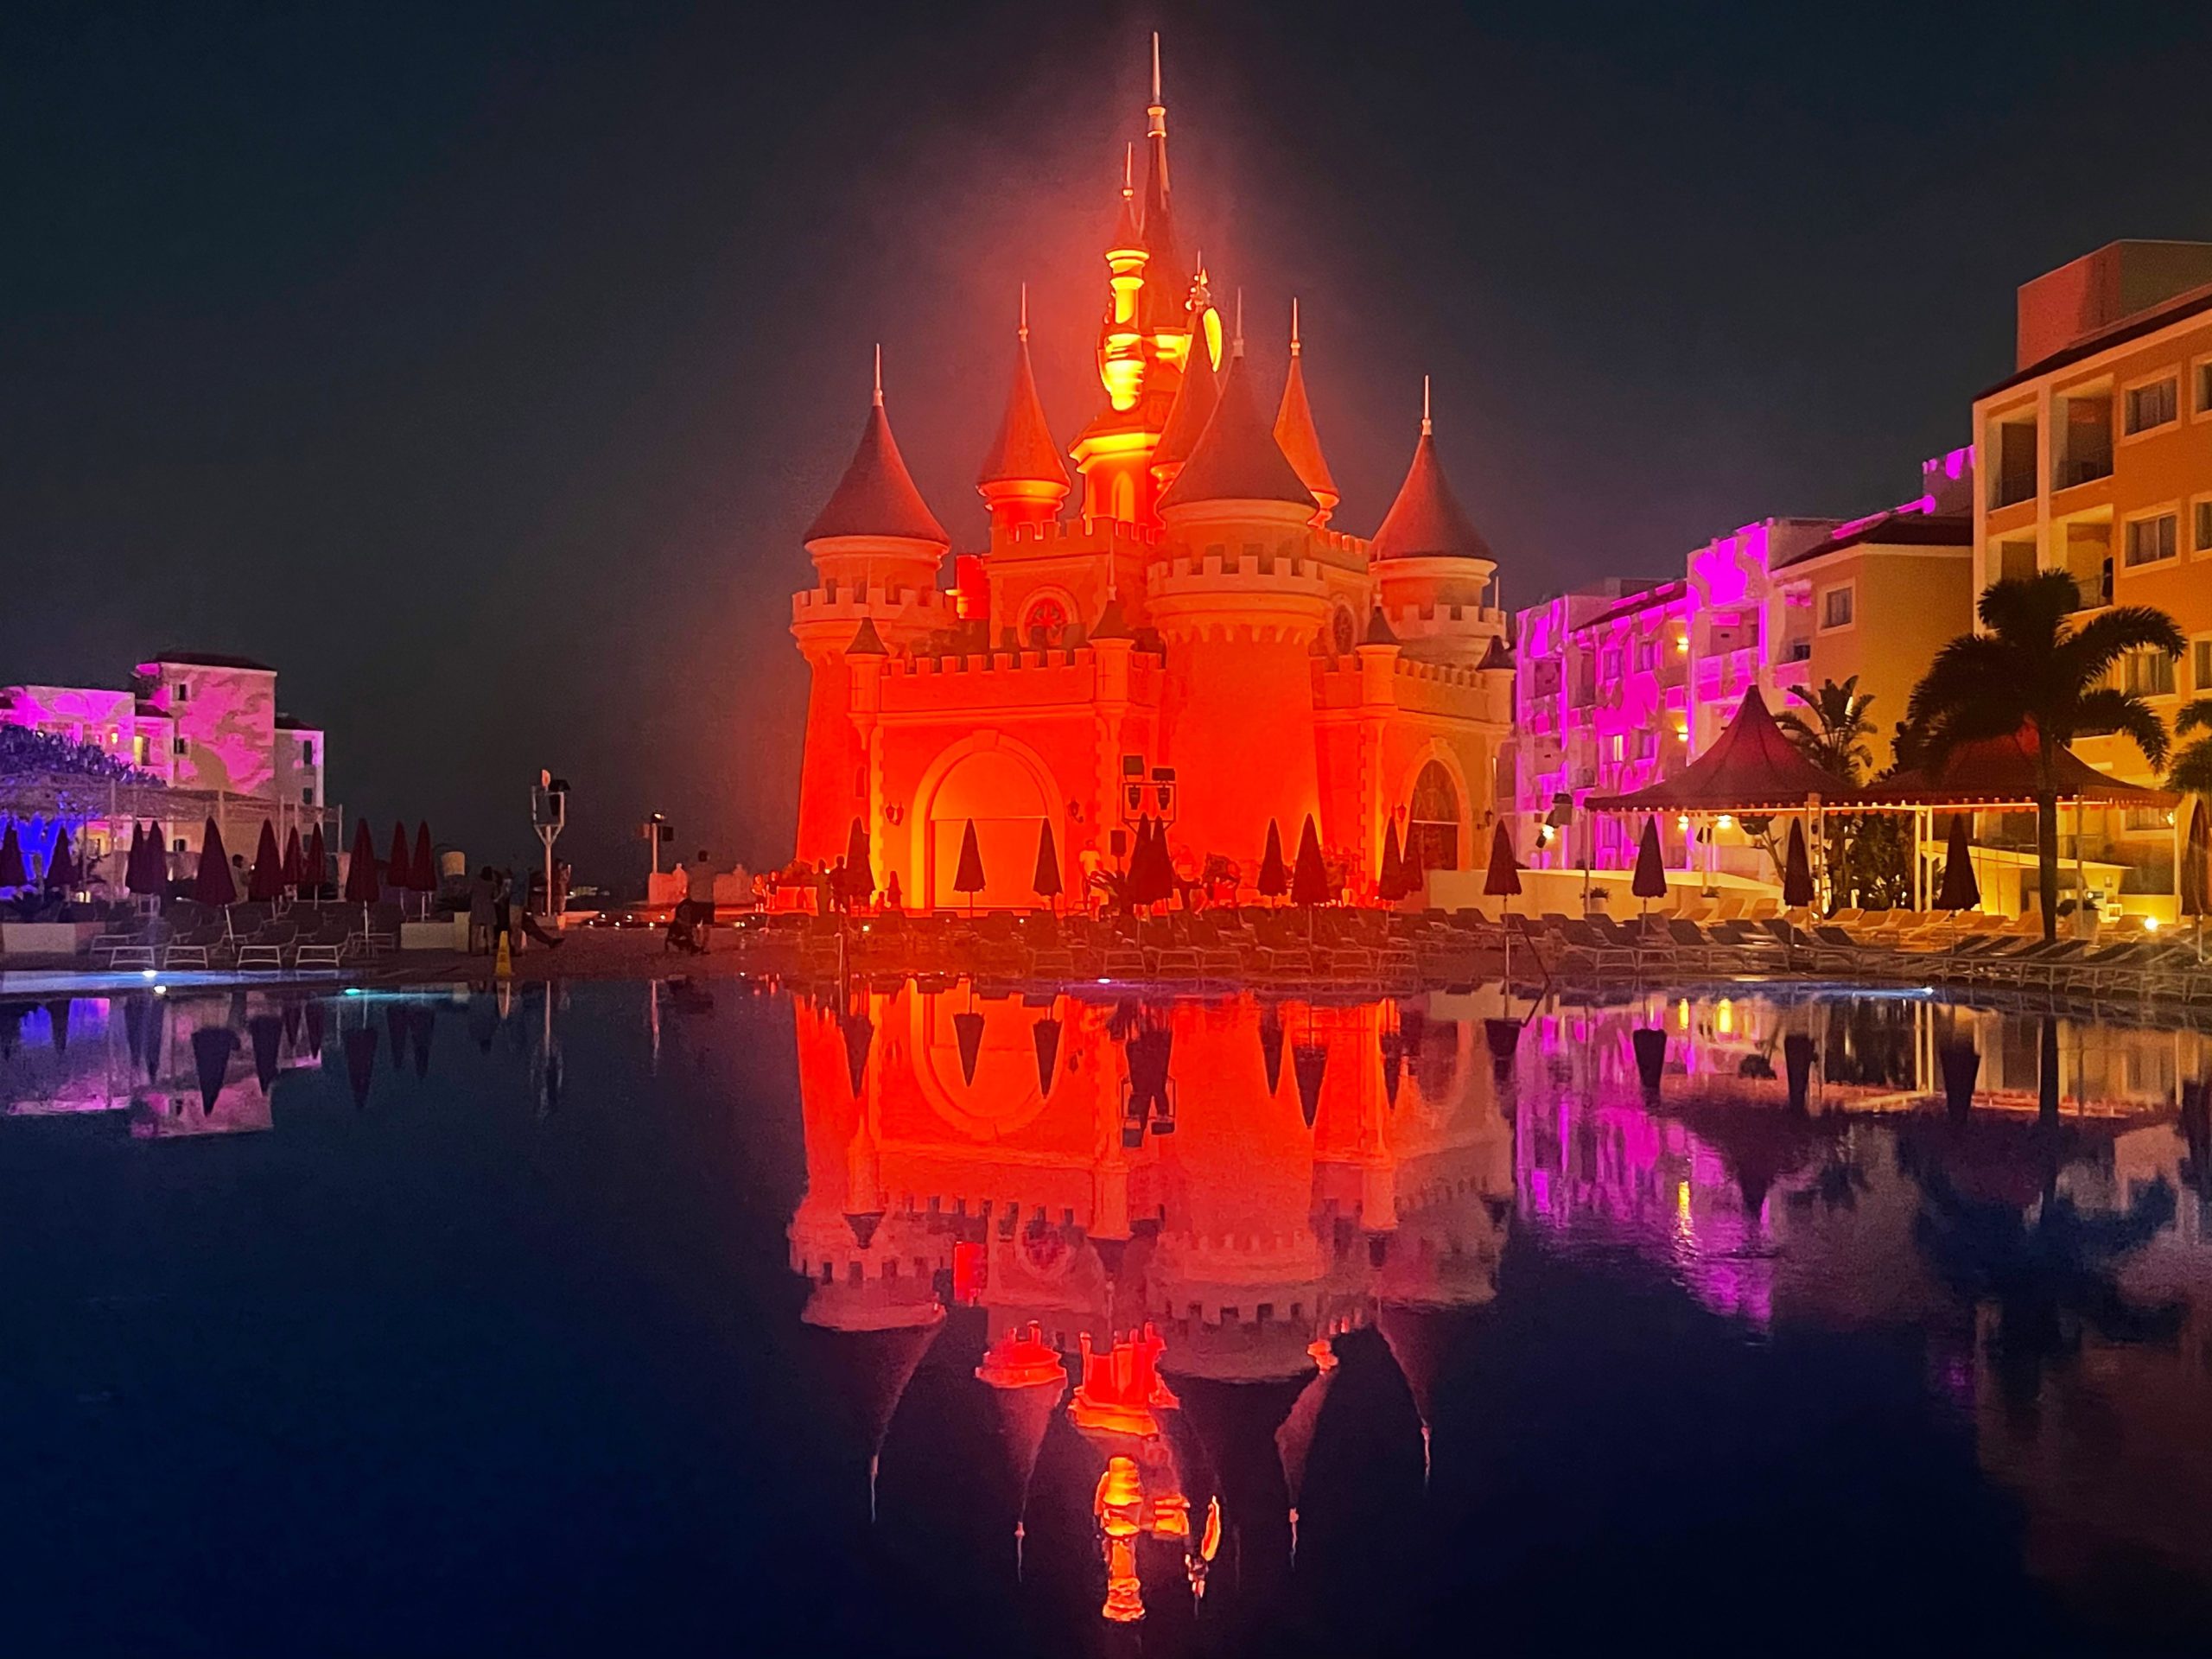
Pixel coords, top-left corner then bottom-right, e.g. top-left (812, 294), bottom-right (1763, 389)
top-left (1407, 758), bottom-right (1463, 872)
top-left (916, 734), bottom-right (1058, 911)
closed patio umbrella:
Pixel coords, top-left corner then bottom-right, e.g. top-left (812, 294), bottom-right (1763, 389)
top-left (194, 817), bottom-right (236, 906)
top-left (1485, 821), bottom-right (1522, 980)
top-left (0, 821), bottom-right (23, 888)
top-left (386, 822), bottom-right (411, 904)
top-left (1936, 814), bottom-right (1981, 913)
top-left (1783, 819), bottom-right (1816, 909)
top-left (1631, 816), bottom-right (1668, 924)
top-left (281, 826), bottom-right (303, 894)
top-left (48, 823), bottom-right (79, 892)
top-left (1378, 821), bottom-right (1406, 904)
top-left (304, 825), bottom-right (327, 897)
top-left (1032, 818), bottom-right (1063, 912)
top-left (1401, 822), bottom-right (1426, 908)
top-left (124, 821), bottom-right (156, 896)
top-left (844, 818), bottom-right (872, 907)
top-left (953, 820), bottom-right (986, 915)
top-left (249, 820), bottom-right (284, 901)
top-left (1257, 820), bottom-right (1288, 904)
top-left (345, 819), bottom-right (380, 904)
top-left (411, 821), bottom-right (435, 900)
top-left (1291, 815), bottom-right (1329, 907)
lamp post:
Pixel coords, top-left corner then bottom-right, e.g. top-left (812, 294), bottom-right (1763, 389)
top-left (531, 772), bottom-right (569, 924)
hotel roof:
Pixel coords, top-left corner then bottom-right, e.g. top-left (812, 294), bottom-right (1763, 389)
top-left (1980, 279), bottom-right (2212, 400)
top-left (1773, 512), bottom-right (1972, 571)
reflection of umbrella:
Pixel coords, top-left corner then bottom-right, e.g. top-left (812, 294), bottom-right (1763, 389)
top-left (1631, 1026), bottom-right (1667, 1093)
top-left (408, 1006), bottom-right (435, 1079)
top-left (45, 998), bottom-right (73, 1055)
top-left (190, 1024), bottom-right (238, 1113)
top-left (1936, 815), bottom-right (1980, 912)
top-left (249, 820), bottom-right (284, 901)
top-left (1783, 819), bottom-right (1815, 909)
top-left (194, 817), bottom-right (236, 906)
top-left (1291, 815), bottom-right (1329, 907)
top-left (1378, 821), bottom-right (1406, 903)
top-left (0, 1003), bottom-right (22, 1059)
top-left (0, 821), bottom-right (24, 887)
top-left (1939, 1041), bottom-right (1980, 1119)
top-left (841, 1003), bottom-right (874, 1096)
top-left (1380, 1025), bottom-right (1403, 1106)
top-left (1291, 1039), bottom-right (1328, 1128)
top-left (123, 991), bottom-right (152, 1066)
top-left (1783, 1032), bottom-right (1816, 1114)
top-left (302, 997), bottom-right (326, 1058)
top-left (1257, 820), bottom-right (1288, 902)
top-left (386, 1001), bottom-right (409, 1068)
top-left (952, 1009), bottom-right (985, 1084)
top-left (248, 1014), bottom-right (283, 1091)
top-left (1258, 1002), bottom-right (1285, 1093)
top-left (345, 820), bottom-right (379, 904)
top-left (1031, 1014), bottom-right (1061, 1095)
top-left (343, 1023), bottom-right (378, 1107)
top-left (1672, 1096), bottom-right (1834, 1219)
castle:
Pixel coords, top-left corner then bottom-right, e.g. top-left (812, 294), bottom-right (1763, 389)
top-left (791, 48), bottom-right (1513, 909)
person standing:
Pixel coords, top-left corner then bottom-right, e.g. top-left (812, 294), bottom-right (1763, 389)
top-left (492, 868), bottom-right (515, 956)
top-left (468, 866), bottom-right (496, 954)
top-left (686, 849), bottom-right (716, 949)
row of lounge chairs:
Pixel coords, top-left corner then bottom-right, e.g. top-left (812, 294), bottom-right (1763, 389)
top-left (85, 900), bottom-right (401, 972)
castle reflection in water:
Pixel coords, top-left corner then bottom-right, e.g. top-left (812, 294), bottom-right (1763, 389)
top-left (790, 978), bottom-right (2212, 1624)
top-left (9, 976), bottom-right (2212, 1630)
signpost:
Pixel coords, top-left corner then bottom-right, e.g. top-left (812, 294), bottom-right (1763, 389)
top-left (531, 771), bottom-right (568, 924)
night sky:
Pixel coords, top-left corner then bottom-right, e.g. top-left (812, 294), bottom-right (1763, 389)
top-left (8, 3), bottom-right (2211, 885)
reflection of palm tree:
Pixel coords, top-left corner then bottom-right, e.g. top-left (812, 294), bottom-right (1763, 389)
top-left (1907, 1150), bottom-right (2181, 1426)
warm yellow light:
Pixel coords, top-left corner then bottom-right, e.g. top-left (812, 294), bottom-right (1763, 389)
top-left (1716, 814), bottom-right (1734, 831)
top-left (1675, 998), bottom-right (1690, 1029)
top-left (1716, 998), bottom-right (1733, 1035)
top-left (1676, 1181), bottom-right (1692, 1222)
top-left (1676, 814), bottom-right (1690, 830)
top-left (2145, 915), bottom-right (2161, 932)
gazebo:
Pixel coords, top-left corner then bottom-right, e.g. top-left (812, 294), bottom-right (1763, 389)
top-left (1586, 688), bottom-right (1870, 891)
top-left (1858, 721), bottom-right (2181, 918)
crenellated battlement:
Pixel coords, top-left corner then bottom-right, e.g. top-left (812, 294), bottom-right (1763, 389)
top-left (791, 582), bottom-right (951, 620)
top-left (1311, 524), bottom-right (1370, 563)
top-left (996, 515), bottom-right (1162, 551)
top-left (1145, 549), bottom-right (1333, 593)
top-left (1378, 599), bottom-right (1508, 633)
top-left (870, 641), bottom-right (1166, 715)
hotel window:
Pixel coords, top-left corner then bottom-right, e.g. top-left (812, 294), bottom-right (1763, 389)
top-left (2124, 805), bottom-right (2170, 831)
top-left (1605, 733), bottom-right (1625, 763)
top-left (172, 736), bottom-right (188, 755)
top-left (2119, 649), bottom-right (2175, 696)
top-left (2199, 361), bottom-right (2212, 414)
top-left (2196, 499), bottom-right (2212, 555)
top-left (2194, 639), bottom-right (2212, 690)
top-left (132, 735), bottom-right (147, 765)
top-left (1635, 732), bottom-right (1657, 761)
top-left (301, 739), bottom-right (315, 764)
top-left (301, 787), bottom-right (315, 805)
top-left (1996, 538), bottom-right (2037, 582)
top-left (1819, 584), bottom-right (1854, 630)
top-left (172, 680), bottom-right (188, 702)
top-left (2124, 512), bottom-right (2177, 568)
top-left (1601, 648), bottom-right (1622, 679)
top-left (2124, 377), bottom-right (2177, 434)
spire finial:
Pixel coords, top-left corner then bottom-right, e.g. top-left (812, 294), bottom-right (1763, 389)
top-left (1234, 287), bottom-right (1245, 358)
top-left (1421, 374), bottom-right (1431, 436)
top-left (1151, 31), bottom-right (1162, 106)
top-left (1122, 141), bottom-right (1134, 196)
top-left (1147, 33), bottom-right (1166, 141)
top-left (1018, 283), bottom-right (1028, 343)
top-left (874, 344), bottom-right (884, 408)
top-left (1289, 296), bottom-right (1301, 358)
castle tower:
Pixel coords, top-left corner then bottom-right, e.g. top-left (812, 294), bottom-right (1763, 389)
top-left (1070, 37), bottom-right (1205, 529)
top-left (976, 289), bottom-right (1070, 536)
top-left (1147, 299), bottom-right (1218, 497)
top-left (1273, 300), bottom-right (1339, 524)
top-left (791, 352), bottom-right (952, 864)
top-left (1369, 378), bottom-right (1503, 668)
top-left (1149, 334), bottom-right (1327, 867)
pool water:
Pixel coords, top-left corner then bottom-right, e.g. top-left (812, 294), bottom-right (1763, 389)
top-left (4, 979), bottom-right (2211, 1655)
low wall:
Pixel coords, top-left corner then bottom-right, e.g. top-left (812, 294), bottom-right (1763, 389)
top-left (1423, 867), bottom-right (1776, 916)
top-left (0, 921), bottom-right (102, 958)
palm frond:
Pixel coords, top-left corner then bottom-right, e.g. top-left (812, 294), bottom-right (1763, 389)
top-left (2171, 739), bottom-right (2212, 799)
top-left (1977, 573), bottom-right (2075, 650)
top-left (1906, 634), bottom-right (2020, 733)
top-left (2063, 606), bottom-right (2186, 685)
top-left (2175, 698), bottom-right (2212, 739)
top-left (2069, 686), bottom-right (2171, 768)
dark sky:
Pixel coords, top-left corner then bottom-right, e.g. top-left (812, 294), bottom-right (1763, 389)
top-left (7, 2), bottom-right (2211, 884)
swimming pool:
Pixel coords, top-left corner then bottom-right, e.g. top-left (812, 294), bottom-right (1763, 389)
top-left (4, 978), bottom-right (2209, 1654)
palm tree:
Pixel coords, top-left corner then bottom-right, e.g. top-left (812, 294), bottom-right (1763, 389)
top-left (1905, 572), bottom-right (2182, 940)
top-left (1776, 676), bottom-right (1876, 785)
top-left (2172, 699), bottom-right (2212, 799)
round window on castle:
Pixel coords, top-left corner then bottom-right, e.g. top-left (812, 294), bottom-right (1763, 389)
top-left (1024, 597), bottom-right (1070, 649)
top-left (1332, 606), bottom-right (1357, 656)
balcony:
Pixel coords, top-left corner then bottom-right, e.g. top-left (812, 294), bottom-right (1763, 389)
top-left (1780, 637), bottom-right (1813, 664)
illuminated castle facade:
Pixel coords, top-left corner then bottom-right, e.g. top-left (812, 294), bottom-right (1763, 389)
top-left (791, 53), bottom-right (1513, 908)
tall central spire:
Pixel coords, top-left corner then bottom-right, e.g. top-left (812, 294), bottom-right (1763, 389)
top-left (1140, 32), bottom-right (1179, 316)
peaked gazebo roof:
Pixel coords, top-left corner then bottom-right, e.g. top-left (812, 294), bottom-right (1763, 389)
top-left (1589, 688), bottom-right (1866, 813)
top-left (1862, 721), bottom-right (2178, 810)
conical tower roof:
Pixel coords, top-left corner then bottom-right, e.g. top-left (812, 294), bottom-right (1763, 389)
top-left (1148, 321), bottom-right (1218, 480)
top-left (1272, 302), bottom-right (1338, 512)
top-left (1157, 344), bottom-right (1316, 514)
top-left (805, 355), bottom-right (950, 546)
top-left (976, 298), bottom-right (1069, 493)
top-left (1370, 384), bottom-right (1491, 563)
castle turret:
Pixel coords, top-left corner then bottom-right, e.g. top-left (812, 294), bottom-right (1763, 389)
top-left (1147, 305), bottom-right (1218, 496)
top-left (976, 289), bottom-right (1070, 536)
top-left (1368, 378), bottom-right (1505, 668)
top-left (1272, 300), bottom-right (1339, 523)
top-left (791, 352), bottom-right (953, 864)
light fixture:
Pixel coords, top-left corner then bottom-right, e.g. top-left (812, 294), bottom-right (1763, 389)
top-left (1716, 814), bottom-right (1735, 831)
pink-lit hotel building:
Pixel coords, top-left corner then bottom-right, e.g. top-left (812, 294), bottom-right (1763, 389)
top-left (1511, 451), bottom-right (1974, 877)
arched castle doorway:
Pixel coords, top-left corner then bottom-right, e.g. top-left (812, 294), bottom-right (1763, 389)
top-left (1407, 760), bottom-right (1462, 872)
top-left (922, 741), bottom-right (1055, 910)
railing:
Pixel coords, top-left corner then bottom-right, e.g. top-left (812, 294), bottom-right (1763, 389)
top-left (2056, 454), bottom-right (2113, 490)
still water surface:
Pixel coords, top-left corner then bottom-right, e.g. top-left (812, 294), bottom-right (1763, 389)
top-left (4, 980), bottom-right (2212, 1655)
